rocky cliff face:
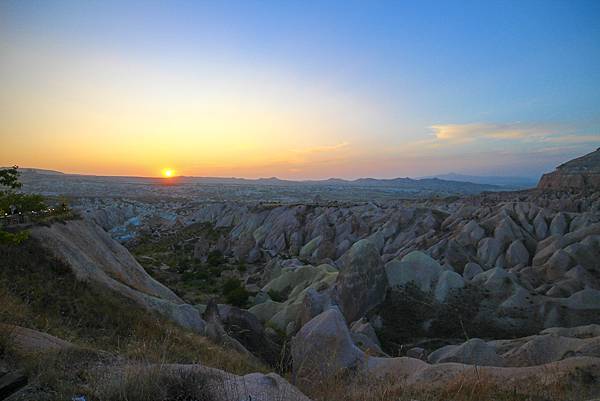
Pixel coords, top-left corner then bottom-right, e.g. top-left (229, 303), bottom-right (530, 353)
top-left (538, 148), bottom-right (600, 190)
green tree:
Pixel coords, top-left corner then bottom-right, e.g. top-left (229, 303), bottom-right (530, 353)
top-left (0, 166), bottom-right (45, 244)
top-left (0, 166), bottom-right (21, 189)
top-left (0, 192), bottom-right (45, 214)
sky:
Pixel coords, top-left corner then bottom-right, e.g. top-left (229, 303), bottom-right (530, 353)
top-left (1, 0), bottom-right (599, 179)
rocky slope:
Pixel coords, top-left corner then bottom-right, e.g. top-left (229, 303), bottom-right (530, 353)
top-left (538, 147), bottom-right (600, 190)
top-left (1, 220), bottom-right (311, 401)
top-left (291, 308), bottom-right (600, 390)
top-left (76, 185), bottom-right (600, 340)
top-left (30, 219), bottom-right (206, 333)
top-left (6, 150), bottom-right (600, 400)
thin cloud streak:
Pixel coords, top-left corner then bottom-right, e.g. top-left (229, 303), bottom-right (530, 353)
top-left (292, 141), bottom-right (350, 154)
top-left (427, 122), bottom-right (599, 145)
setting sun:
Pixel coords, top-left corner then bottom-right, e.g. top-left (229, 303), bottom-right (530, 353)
top-left (162, 169), bottom-right (174, 178)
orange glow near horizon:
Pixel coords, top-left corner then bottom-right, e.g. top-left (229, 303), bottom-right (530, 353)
top-left (162, 169), bottom-right (175, 178)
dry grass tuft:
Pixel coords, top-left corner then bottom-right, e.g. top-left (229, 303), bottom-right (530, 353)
top-left (92, 364), bottom-right (213, 401)
top-left (301, 368), bottom-right (599, 401)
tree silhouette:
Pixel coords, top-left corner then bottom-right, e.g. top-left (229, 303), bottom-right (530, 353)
top-left (0, 166), bottom-right (21, 190)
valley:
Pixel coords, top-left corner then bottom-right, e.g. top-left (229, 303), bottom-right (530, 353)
top-left (1, 149), bottom-right (600, 401)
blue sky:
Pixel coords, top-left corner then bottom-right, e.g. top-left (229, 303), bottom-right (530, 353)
top-left (1, 0), bottom-right (599, 178)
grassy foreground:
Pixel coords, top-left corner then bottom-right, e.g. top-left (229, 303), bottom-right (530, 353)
top-left (0, 236), bottom-right (265, 399)
top-left (300, 370), bottom-right (599, 401)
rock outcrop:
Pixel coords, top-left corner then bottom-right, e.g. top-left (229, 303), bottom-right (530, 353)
top-left (333, 239), bottom-right (388, 323)
top-left (0, 324), bottom-right (74, 353)
top-left (30, 220), bottom-right (206, 334)
top-left (428, 327), bottom-right (600, 367)
top-left (538, 148), bottom-right (600, 190)
top-left (293, 308), bottom-right (600, 393)
top-left (291, 308), bottom-right (363, 383)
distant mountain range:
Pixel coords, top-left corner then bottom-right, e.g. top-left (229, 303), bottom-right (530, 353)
top-left (190, 176), bottom-right (504, 192)
top-left (423, 173), bottom-right (538, 189)
top-left (17, 168), bottom-right (506, 195)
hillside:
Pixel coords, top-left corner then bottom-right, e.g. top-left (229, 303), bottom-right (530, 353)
top-left (0, 222), bottom-right (306, 400)
top-left (538, 148), bottom-right (600, 190)
top-left (429, 173), bottom-right (537, 189)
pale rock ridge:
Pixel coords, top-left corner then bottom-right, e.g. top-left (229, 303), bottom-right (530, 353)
top-left (31, 220), bottom-right (206, 333)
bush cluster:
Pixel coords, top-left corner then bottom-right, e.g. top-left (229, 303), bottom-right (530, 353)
top-left (221, 278), bottom-right (250, 307)
top-left (376, 283), bottom-right (486, 355)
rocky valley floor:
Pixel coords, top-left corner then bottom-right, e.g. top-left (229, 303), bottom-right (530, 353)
top-left (2, 157), bottom-right (600, 400)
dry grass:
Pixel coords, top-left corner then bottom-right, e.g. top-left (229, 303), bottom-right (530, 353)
top-left (0, 238), bottom-right (265, 375)
top-left (88, 362), bottom-right (308, 401)
top-left (91, 364), bottom-right (214, 401)
top-left (0, 237), bottom-right (268, 399)
top-left (300, 369), bottom-right (599, 401)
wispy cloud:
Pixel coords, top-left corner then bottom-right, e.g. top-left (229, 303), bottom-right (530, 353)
top-left (428, 122), bottom-right (599, 145)
top-left (292, 141), bottom-right (350, 154)
top-left (430, 123), bottom-right (542, 142)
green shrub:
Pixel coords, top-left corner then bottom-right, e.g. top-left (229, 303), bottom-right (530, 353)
top-left (221, 278), bottom-right (249, 307)
top-left (376, 283), bottom-right (435, 354)
top-left (0, 229), bottom-right (29, 244)
top-left (222, 278), bottom-right (241, 293)
top-left (225, 287), bottom-right (250, 307)
top-left (429, 284), bottom-right (485, 338)
top-left (207, 249), bottom-right (225, 266)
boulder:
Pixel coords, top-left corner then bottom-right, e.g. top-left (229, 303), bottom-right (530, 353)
top-left (562, 288), bottom-right (600, 310)
top-left (292, 308), bottom-right (363, 383)
top-left (385, 251), bottom-right (442, 292)
top-left (463, 262), bottom-right (483, 281)
top-left (506, 240), bottom-right (529, 268)
top-left (406, 347), bottom-right (428, 360)
top-left (545, 250), bottom-right (573, 280)
top-left (472, 267), bottom-right (517, 298)
top-left (533, 212), bottom-right (549, 240)
top-left (299, 236), bottom-right (322, 259)
top-left (334, 239), bottom-right (388, 322)
top-left (298, 287), bottom-right (332, 327)
top-left (477, 237), bottom-right (503, 268)
top-left (350, 318), bottom-right (385, 356)
top-left (550, 213), bottom-right (568, 236)
top-left (428, 338), bottom-right (504, 366)
top-left (219, 306), bottom-right (281, 366)
top-left (456, 220), bottom-right (486, 246)
top-left (0, 324), bottom-right (74, 353)
top-left (434, 270), bottom-right (465, 302)
top-left (496, 334), bottom-right (600, 367)
top-left (541, 324), bottom-right (600, 338)
top-left (564, 237), bottom-right (600, 271)
top-left (248, 300), bottom-right (284, 323)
